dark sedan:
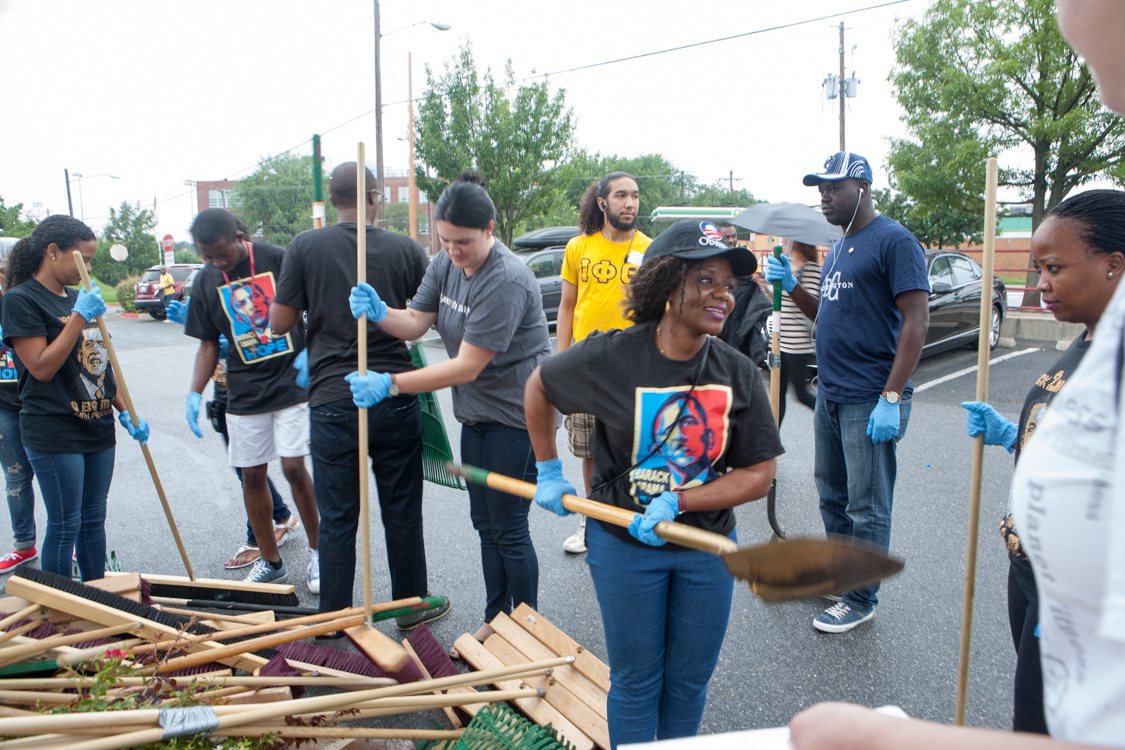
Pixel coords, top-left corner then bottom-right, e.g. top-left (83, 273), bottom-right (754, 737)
top-left (923, 250), bottom-right (1006, 355)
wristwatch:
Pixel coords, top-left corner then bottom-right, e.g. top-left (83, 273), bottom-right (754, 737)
top-left (881, 390), bottom-right (901, 404)
top-left (388, 374), bottom-right (400, 398)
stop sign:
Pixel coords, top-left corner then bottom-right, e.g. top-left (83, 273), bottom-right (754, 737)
top-left (161, 235), bottom-right (174, 253)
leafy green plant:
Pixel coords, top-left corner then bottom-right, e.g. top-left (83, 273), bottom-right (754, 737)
top-left (115, 275), bottom-right (140, 313)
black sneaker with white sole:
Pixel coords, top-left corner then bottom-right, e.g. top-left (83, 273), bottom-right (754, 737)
top-left (395, 595), bottom-right (452, 631)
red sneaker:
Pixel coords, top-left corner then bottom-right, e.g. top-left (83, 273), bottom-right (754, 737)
top-left (0, 548), bottom-right (38, 574)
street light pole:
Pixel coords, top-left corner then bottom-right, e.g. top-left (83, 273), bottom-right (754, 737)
top-left (65, 169), bottom-right (74, 217)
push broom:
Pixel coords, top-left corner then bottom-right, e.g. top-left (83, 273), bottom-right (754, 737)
top-left (766, 243), bottom-right (786, 539)
top-left (75, 255), bottom-right (297, 608)
top-left (343, 143), bottom-right (413, 673)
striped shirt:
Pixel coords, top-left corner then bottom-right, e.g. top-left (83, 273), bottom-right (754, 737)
top-left (780, 263), bottom-right (821, 354)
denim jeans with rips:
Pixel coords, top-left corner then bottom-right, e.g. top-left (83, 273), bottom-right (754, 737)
top-left (813, 394), bottom-right (911, 611)
top-left (309, 397), bottom-right (426, 614)
top-left (0, 408), bottom-right (35, 550)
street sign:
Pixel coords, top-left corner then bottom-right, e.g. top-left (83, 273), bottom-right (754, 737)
top-left (109, 243), bottom-right (128, 261)
top-left (161, 235), bottom-right (175, 252)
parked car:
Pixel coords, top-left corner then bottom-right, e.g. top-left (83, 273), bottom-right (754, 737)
top-left (922, 250), bottom-right (1006, 355)
top-left (134, 264), bottom-right (202, 319)
top-left (512, 226), bottom-right (580, 252)
top-left (182, 268), bottom-right (202, 301)
top-left (512, 227), bottom-right (580, 325)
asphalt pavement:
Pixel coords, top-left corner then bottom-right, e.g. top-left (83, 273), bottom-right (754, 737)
top-left (0, 313), bottom-right (1065, 735)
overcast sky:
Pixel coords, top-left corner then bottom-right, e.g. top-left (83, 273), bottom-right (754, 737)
top-left (0, 0), bottom-right (936, 242)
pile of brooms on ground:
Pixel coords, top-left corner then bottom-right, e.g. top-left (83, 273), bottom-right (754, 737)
top-left (0, 567), bottom-right (583, 750)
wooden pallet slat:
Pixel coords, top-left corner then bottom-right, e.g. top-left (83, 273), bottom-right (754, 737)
top-left (511, 603), bottom-right (611, 693)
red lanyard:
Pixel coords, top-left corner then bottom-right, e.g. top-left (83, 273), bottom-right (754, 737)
top-left (221, 241), bottom-right (255, 285)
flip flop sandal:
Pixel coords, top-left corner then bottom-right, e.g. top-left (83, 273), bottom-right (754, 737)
top-left (223, 544), bottom-right (261, 570)
top-left (274, 516), bottom-right (301, 547)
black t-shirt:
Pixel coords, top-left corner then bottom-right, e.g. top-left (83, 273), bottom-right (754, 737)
top-left (1001, 333), bottom-right (1091, 560)
top-left (540, 321), bottom-right (785, 548)
top-left (0, 292), bottom-right (23, 413)
top-left (1, 280), bottom-right (116, 453)
top-left (275, 223), bottom-right (428, 408)
top-left (185, 242), bottom-right (307, 416)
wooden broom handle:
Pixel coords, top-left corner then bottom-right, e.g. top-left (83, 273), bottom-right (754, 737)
top-left (478, 468), bottom-right (737, 556)
top-left (73, 252), bottom-right (195, 580)
top-left (356, 143), bottom-right (372, 626)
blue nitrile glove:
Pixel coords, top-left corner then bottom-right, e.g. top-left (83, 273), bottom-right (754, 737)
top-left (628, 491), bottom-right (680, 547)
top-left (166, 299), bottom-right (189, 325)
top-left (961, 401), bottom-right (1018, 453)
top-left (72, 286), bottom-right (106, 322)
top-left (866, 396), bottom-right (900, 444)
top-left (185, 392), bottom-right (203, 438)
top-left (118, 411), bottom-right (149, 445)
top-left (293, 349), bottom-right (309, 387)
top-left (349, 282), bottom-right (388, 322)
top-left (533, 458), bottom-right (575, 517)
top-left (346, 371), bottom-right (391, 408)
top-left (763, 254), bottom-right (797, 293)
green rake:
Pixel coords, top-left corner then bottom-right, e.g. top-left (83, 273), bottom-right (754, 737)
top-left (423, 703), bottom-right (578, 750)
top-left (411, 342), bottom-right (465, 490)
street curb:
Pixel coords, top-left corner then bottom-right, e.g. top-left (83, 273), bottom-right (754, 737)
top-left (1000, 311), bottom-right (1083, 342)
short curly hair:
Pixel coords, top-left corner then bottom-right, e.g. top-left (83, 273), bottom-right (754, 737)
top-left (624, 255), bottom-right (692, 325)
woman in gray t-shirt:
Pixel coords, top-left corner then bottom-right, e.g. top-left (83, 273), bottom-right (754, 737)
top-left (347, 172), bottom-right (550, 643)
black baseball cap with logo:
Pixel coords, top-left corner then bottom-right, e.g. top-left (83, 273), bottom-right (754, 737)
top-left (642, 221), bottom-right (757, 276)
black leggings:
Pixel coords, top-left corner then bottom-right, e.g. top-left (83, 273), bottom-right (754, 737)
top-left (1008, 552), bottom-right (1048, 734)
top-left (779, 352), bottom-right (816, 426)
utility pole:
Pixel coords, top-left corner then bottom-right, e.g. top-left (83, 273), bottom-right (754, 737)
top-left (729, 170), bottom-right (735, 203)
top-left (312, 134), bottom-right (325, 229)
top-left (65, 169), bottom-right (74, 217)
top-left (374, 0), bottom-right (385, 227)
top-left (408, 52), bottom-right (418, 243)
top-left (838, 21), bottom-right (846, 152)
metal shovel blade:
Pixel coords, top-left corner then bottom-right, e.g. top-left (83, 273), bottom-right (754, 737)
top-left (721, 536), bottom-right (905, 603)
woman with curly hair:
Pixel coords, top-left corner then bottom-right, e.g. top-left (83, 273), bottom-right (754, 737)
top-left (2, 215), bottom-right (148, 582)
top-left (525, 221), bottom-right (784, 749)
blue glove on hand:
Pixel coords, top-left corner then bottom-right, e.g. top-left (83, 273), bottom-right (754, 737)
top-left (533, 458), bottom-right (575, 517)
top-left (763, 254), bottom-right (797, 293)
top-left (866, 396), bottom-right (900, 444)
top-left (72, 286), bottom-right (106, 322)
top-left (961, 401), bottom-right (1018, 453)
top-left (293, 349), bottom-right (309, 388)
top-left (166, 299), bottom-right (189, 325)
top-left (185, 392), bottom-right (203, 438)
top-left (349, 282), bottom-right (388, 322)
top-left (118, 411), bottom-right (149, 445)
top-left (346, 371), bottom-right (391, 408)
top-left (628, 491), bottom-right (679, 546)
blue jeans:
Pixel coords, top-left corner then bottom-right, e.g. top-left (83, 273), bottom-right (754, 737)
top-left (462, 422), bottom-right (538, 621)
top-left (25, 446), bottom-right (115, 582)
top-left (0, 408), bottom-right (35, 550)
top-left (310, 397), bottom-right (426, 613)
top-left (813, 394), bottom-right (911, 611)
top-left (587, 520), bottom-right (735, 749)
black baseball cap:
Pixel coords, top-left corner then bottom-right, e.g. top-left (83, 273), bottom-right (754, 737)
top-left (642, 221), bottom-right (757, 276)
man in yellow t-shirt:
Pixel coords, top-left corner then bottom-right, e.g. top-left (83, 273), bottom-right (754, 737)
top-left (556, 172), bottom-right (652, 553)
top-left (158, 267), bottom-right (176, 323)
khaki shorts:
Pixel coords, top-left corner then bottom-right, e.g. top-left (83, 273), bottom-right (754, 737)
top-left (564, 412), bottom-right (596, 459)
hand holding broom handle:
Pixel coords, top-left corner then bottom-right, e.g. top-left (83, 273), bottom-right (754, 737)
top-left (73, 251), bottom-right (195, 580)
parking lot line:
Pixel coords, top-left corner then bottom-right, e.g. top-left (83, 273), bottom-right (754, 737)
top-left (913, 348), bottom-right (1040, 393)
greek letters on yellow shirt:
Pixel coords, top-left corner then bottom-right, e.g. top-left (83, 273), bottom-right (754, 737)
top-left (562, 230), bottom-right (652, 342)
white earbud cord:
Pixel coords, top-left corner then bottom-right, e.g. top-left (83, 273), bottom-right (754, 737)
top-left (811, 188), bottom-right (864, 330)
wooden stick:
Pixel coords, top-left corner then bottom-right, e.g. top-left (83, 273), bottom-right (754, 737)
top-left (225, 727), bottom-right (463, 740)
top-left (955, 156), bottom-right (999, 726)
top-left (128, 610), bottom-right (369, 655)
top-left (769, 244), bottom-right (783, 426)
top-left (0, 622), bottom-right (142, 668)
top-left (356, 142), bottom-right (372, 627)
top-left (0, 620), bottom-right (46, 647)
top-left (0, 657), bottom-right (572, 737)
top-left (72, 252), bottom-right (194, 579)
top-left (137, 615), bottom-right (365, 674)
top-left (0, 676), bottom-right (392, 690)
top-left (0, 606), bottom-right (42, 633)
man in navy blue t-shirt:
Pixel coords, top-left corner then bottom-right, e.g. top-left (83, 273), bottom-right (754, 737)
top-left (766, 152), bottom-right (929, 633)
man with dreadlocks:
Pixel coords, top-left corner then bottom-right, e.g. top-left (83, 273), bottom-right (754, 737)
top-left (555, 172), bottom-right (652, 554)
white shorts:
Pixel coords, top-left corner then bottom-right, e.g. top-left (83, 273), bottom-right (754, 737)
top-left (226, 402), bottom-right (310, 468)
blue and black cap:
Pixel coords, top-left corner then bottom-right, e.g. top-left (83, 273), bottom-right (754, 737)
top-left (803, 151), bottom-right (874, 186)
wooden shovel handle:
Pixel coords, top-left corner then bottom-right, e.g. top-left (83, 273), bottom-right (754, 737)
top-left (466, 465), bottom-right (738, 556)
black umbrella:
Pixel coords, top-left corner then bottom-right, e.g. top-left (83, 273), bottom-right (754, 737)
top-left (729, 203), bottom-right (842, 247)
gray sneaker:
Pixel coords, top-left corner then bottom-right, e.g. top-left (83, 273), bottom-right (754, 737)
top-left (395, 596), bottom-right (452, 632)
top-left (306, 549), bottom-right (320, 595)
top-left (244, 557), bottom-right (287, 584)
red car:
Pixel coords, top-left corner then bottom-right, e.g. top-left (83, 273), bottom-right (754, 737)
top-left (133, 264), bottom-right (202, 320)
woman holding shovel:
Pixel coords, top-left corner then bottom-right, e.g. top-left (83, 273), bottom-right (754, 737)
top-left (346, 171), bottom-right (551, 642)
top-left (1, 216), bottom-right (149, 581)
top-left (525, 221), bottom-right (784, 749)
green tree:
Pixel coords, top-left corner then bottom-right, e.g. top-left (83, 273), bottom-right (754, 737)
top-left (558, 152), bottom-right (692, 239)
top-left (91, 202), bottom-right (159, 286)
top-left (0, 197), bottom-right (37, 237)
top-left (415, 43), bottom-right (576, 246)
top-left (690, 180), bottom-right (760, 210)
top-left (889, 0), bottom-right (1125, 302)
top-left (235, 154), bottom-right (338, 246)
top-left (873, 188), bottom-right (983, 249)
